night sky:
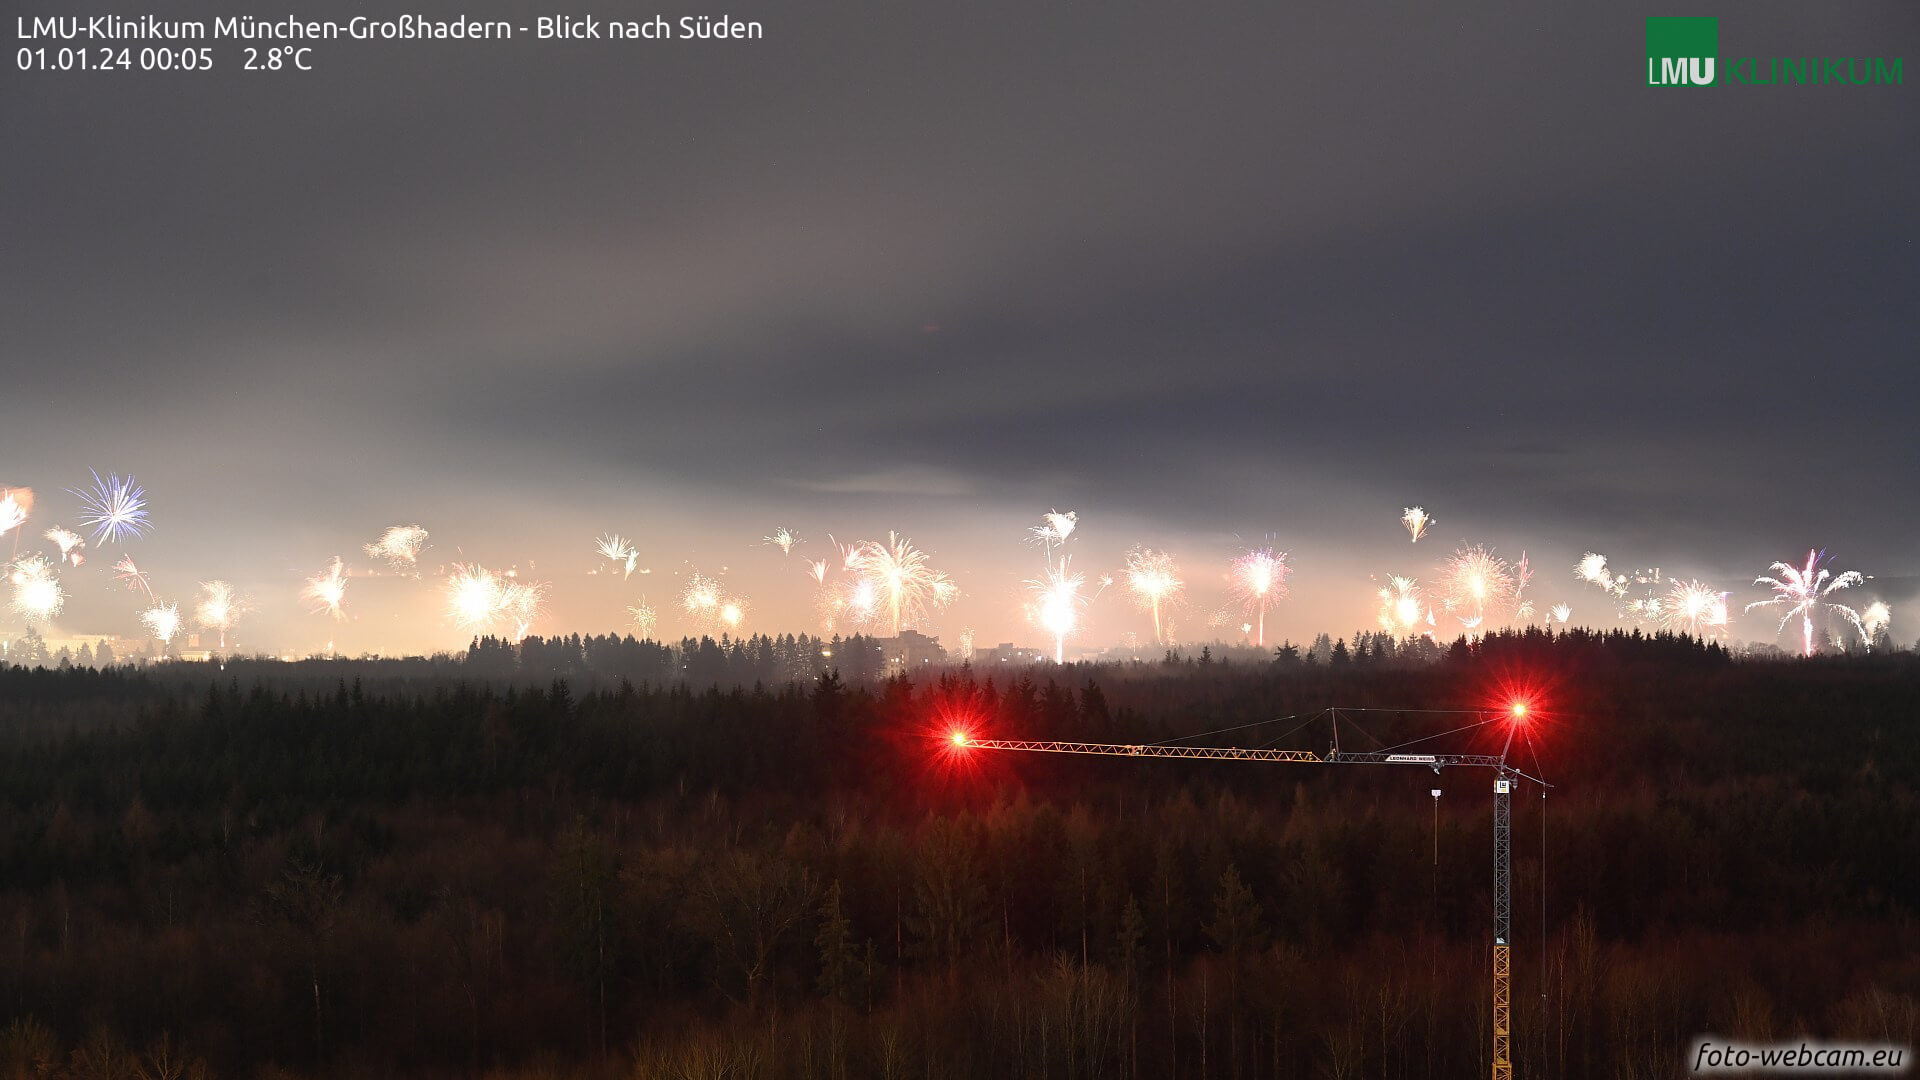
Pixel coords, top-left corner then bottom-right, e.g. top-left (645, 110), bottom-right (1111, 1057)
top-left (3, 1), bottom-right (1915, 654)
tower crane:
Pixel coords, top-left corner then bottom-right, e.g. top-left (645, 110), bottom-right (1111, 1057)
top-left (948, 701), bottom-right (1550, 1080)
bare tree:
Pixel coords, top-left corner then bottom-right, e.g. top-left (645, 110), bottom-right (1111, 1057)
top-left (263, 857), bottom-right (342, 1060)
top-left (550, 818), bottom-right (619, 1059)
top-left (434, 891), bottom-right (506, 1069)
top-left (687, 848), bottom-right (818, 1010)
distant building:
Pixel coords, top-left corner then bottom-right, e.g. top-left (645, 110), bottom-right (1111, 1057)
top-left (171, 632), bottom-right (223, 662)
top-left (972, 642), bottom-right (1051, 666)
top-left (880, 629), bottom-right (947, 671)
top-left (35, 633), bottom-right (145, 666)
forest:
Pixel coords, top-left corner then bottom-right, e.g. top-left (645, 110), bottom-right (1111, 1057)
top-left (0, 628), bottom-right (1916, 1079)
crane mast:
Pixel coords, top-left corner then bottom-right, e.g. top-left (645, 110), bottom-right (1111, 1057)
top-left (1494, 773), bottom-right (1513, 1080)
top-left (955, 714), bottom-right (1543, 1080)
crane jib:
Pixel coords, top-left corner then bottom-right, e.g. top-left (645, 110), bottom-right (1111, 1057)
top-left (963, 739), bottom-right (1550, 786)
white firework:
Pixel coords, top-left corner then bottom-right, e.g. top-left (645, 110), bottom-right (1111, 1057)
top-left (7, 555), bottom-right (65, 623)
top-left (0, 491), bottom-right (26, 538)
top-left (1025, 557), bottom-right (1086, 664)
top-left (1029, 509), bottom-right (1079, 560)
top-left (1375, 575), bottom-right (1427, 637)
top-left (681, 573), bottom-right (721, 620)
top-left (1401, 507), bottom-right (1432, 543)
top-left (140, 602), bottom-right (181, 644)
top-left (364, 525), bottom-right (430, 570)
top-left (303, 556), bottom-right (349, 619)
top-left (445, 564), bottom-right (546, 639)
top-left (1860, 601), bottom-right (1891, 646)
top-left (194, 580), bottom-right (247, 648)
top-left (1662, 580), bottom-right (1729, 639)
top-left (1576, 552), bottom-right (1607, 586)
top-left (45, 527), bottom-right (85, 566)
top-left (596, 533), bottom-right (640, 579)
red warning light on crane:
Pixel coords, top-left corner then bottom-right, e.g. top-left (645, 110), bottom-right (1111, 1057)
top-left (1508, 700), bottom-right (1530, 721)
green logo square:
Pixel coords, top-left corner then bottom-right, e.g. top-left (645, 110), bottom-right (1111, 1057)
top-left (1647, 17), bottom-right (1718, 86)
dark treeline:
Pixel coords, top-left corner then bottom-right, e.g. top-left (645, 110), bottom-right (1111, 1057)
top-left (1, 629), bottom-right (1917, 1078)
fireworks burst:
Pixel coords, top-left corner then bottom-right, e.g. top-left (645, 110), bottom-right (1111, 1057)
top-left (1576, 552), bottom-right (1625, 595)
top-left (763, 527), bottom-right (800, 555)
top-left (1622, 570), bottom-right (1665, 625)
top-left (595, 533), bottom-right (640, 579)
top-left (833, 537), bottom-right (861, 572)
top-left (846, 532), bottom-right (956, 636)
top-left (1861, 601), bottom-right (1892, 646)
top-left (1401, 507), bottom-right (1433, 543)
top-left (956, 626), bottom-right (975, 659)
top-left (680, 573), bottom-right (721, 621)
top-left (804, 557), bottom-right (845, 633)
top-left (1747, 549), bottom-right (1866, 658)
top-left (510, 584), bottom-right (546, 637)
top-left (1029, 510), bottom-right (1078, 565)
top-left (113, 556), bottom-right (157, 604)
top-left (819, 576), bottom-right (880, 634)
top-left (1375, 575), bottom-right (1427, 638)
top-left (1124, 547), bottom-right (1182, 644)
top-left (1032, 509), bottom-right (1077, 544)
top-left (807, 545), bottom-right (890, 635)
top-left (7, 555), bottom-right (65, 623)
top-left (444, 564), bottom-right (545, 640)
top-left (1229, 547), bottom-right (1290, 647)
top-left (1436, 545), bottom-right (1529, 632)
top-left (1662, 580), bottom-right (1728, 639)
top-left (139, 602), bottom-right (181, 645)
top-left (44, 527), bottom-right (85, 566)
top-left (70, 470), bottom-right (150, 544)
top-left (677, 572), bottom-right (749, 636)
top-left (194, 580), bottom-right (247, 649)
top-left (1549, 603), bottom-right (1572, 625)
top-left (364, 525), bottom-right (430, 570)
top-left (626, 599), bottom-right (658, 639)
top-left (1625, 593), bottom-right (1663, 625)
top-left (447, 567), bottom-right (502, 632)
top-left (303, 556), bottom-right (349, 620)
top-left (1576, 553), bottom-right (1672, 625)
top-left (0, 489), bottom-right (30, 538)
top-left (1025, 556), bottom-right (1086, 663)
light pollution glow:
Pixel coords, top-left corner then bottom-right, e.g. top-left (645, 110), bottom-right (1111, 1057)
top-left (0, 469), bottom-right (1902, 660)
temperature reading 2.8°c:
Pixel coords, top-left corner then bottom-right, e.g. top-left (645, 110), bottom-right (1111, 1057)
top-left (244, 46), bottom-right (313, 71)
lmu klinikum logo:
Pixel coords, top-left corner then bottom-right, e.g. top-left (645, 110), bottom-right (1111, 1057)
top-left (1648, 17), bottom-right (1717, 85)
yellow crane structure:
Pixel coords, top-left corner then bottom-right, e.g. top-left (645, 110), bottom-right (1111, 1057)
top-left (950, 701), bottom-right (1549, 1080)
